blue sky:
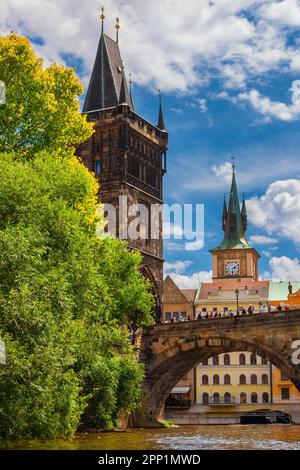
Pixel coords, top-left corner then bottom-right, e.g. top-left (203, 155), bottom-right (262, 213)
top-left (2, 0), bottom-right (300, 287)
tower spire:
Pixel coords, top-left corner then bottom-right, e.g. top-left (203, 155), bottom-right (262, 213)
top-left (100, 6), bottom-right (105, 36)
top-left (115, 17), bottom-right (120, 43)
top-left (83, 7), bottom-right (134, 113)
top-left (212, 161), bottom-right (252, 250)
top-left (157, 90), bottom-right (167, 131)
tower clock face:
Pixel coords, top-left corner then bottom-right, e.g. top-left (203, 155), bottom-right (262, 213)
top-left (225, 261), bottom-right (239, 276)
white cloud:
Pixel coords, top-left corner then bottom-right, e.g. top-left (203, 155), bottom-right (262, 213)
top-left (2, 0), bottom-right (300, 95)
top-left (238, 87), bottom-right (300, 121)
top-left (198, 98), bottom-right (208, 113)
top-left (267, 256), bottom-right (300, 281)
top-left (249, 235), bottom-right (278, 245)
top-left (169, 270), bottom-right (212, 289)
top-left (247, 179), bottom-right (300, 244)
top-left (164, 258), bottom-right (211, 288)
top-left (258, 0), bottom-right (300, 27)
top-left (164, 260), bottom-right (192, 274)
top-left (212, 161), bottom-right (232, 184)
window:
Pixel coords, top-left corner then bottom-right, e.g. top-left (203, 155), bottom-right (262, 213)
top-left (202, 359), bottom-right (208, 366)
top-left (251, 374), bottom-right (258, 385)
top-left (262, 374), bottom-right (269, 385)
top-left (213, 355), bottom-right (219, 366)
top-left (251, 392), bottom-right (258, 404)
top-left (261, 357), bottom-right (268, 365)
top-left (202, 375), bottom-right (209, 385)
top-left (224, 354), bottom-right (231, 366)
top-left (95, 159), bottom-right (101, 176)
top-left (213, 393), bottom-right (220, 404)
top-left (202, 308), bottom-right (207, 312)
top-left (240, 392), bottom-right (247, 404)
top-left (281, 388), bottom-right (290, 400)
top-left (180, 312), bottom-right (187, 320)
top-left (202, 393), bottom-right (209, 405)
top-left (213, 375), bottom-right (220, 385)
top-left (239, 353), bottom-right (246, 365)
top-left (173, 312), bottom-right (179, 321)
top-left (240, 374), bottom-right (246, 385)
top-left (281, 372), bottom-right (289, 381)
top-left (224, 392), bottom-right (231, 404)
top-left (262, 392), bottom-right (269, 404)
top-left (224, 374), bottom-right (231, 385)
top-left (250, 354), bottom-right (257, 365)
top-left (165, 312), bottom-right (171, 321)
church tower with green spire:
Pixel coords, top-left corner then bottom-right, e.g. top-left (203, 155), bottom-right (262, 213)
top-left (76, 9), bottom-right (168, 315)
top-left (210, 165), bottom-right (260, 281)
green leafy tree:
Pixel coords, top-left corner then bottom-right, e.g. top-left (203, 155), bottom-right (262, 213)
top-left (0, 33), bottom-right (93, 157)
top-left (0, 34), bottom-right (154, 438)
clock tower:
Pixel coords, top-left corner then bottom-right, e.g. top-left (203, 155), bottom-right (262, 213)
top-left (210, 165), bottom-right (260, 282)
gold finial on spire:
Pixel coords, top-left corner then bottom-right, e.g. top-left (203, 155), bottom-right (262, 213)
top-left (115, 17), bottom-right (120, 43)
top-left (100, 6), bottom-right (105, 34)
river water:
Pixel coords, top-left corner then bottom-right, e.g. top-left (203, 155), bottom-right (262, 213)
top-left (1, 425), bottom-right (300, 450)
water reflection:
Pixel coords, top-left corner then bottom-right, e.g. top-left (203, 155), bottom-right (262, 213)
top-left (1, 425), bottom-right (300, 450)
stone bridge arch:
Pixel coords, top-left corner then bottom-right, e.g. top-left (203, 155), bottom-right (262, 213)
top-left (134, 310), bottom-right (300, 427)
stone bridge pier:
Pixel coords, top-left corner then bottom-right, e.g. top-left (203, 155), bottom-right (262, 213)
top-left (133, 310), bottom-right (300, 427)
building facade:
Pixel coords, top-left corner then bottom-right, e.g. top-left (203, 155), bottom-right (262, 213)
top-left (196, 352), bottom-right (271, 406)
top-left (76, 13), bottom-right (168, 314)
top-left (163, 166), bottom-right (300, 419)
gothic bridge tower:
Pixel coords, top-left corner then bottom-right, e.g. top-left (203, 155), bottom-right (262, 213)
top-left (76, 10), bottom-right (168, 314)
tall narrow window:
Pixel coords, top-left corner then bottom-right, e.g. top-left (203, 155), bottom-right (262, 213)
top-left (224, 354), bottom-right (231, 365)
top-left (239, 353), bottom-right (246, 365)
top-left (213, 355), bottom-right (219, 366)
top-left (251, 392), bottom-right (258, 404)
top-left (224, 374), bottom-right (231, 385)
top-left (250, 354), bottom-right (257, 365)
top-left (95, 159), bottom-right (101, 176)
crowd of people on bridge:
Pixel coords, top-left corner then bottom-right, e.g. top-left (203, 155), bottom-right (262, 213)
top-left (163, 302), bottom-right (291, 324)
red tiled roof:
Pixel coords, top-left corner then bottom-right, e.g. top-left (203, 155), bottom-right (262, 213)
top-left (198, 280), bottom-right (269, 300)
top-left (182, 289), bottom-right (197, 302)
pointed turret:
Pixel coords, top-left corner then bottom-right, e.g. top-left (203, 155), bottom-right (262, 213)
top-left (118, 69), bottom-right (128, 105)
top-left (241, 193), bottom-right (247, 232)
top-left (157, 92), bottom-right (167, 131)
top-left (83, 9), bottom-right (133, 113)
top-left (222, 194), bottom-right (227, 232)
